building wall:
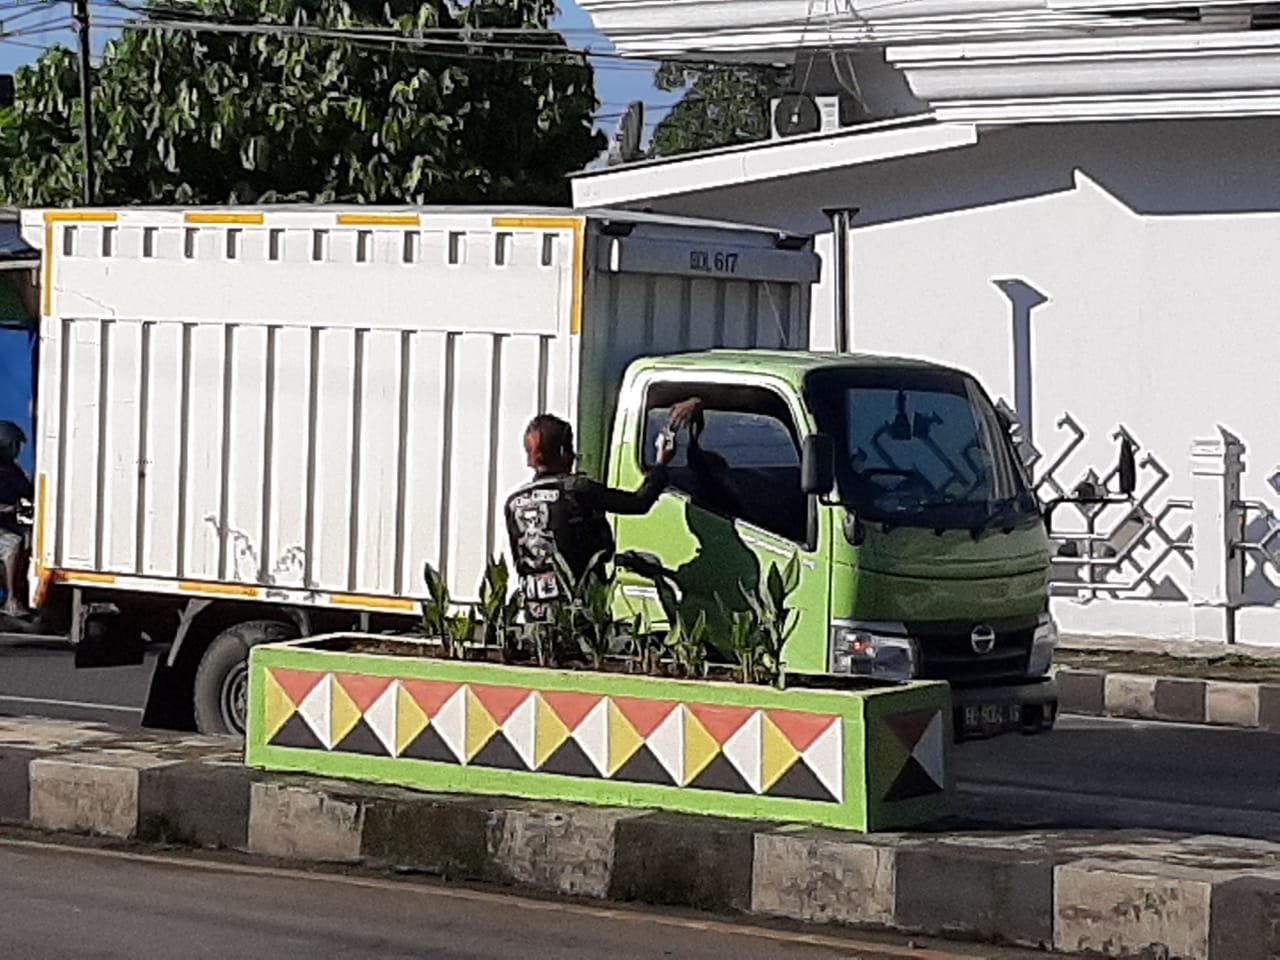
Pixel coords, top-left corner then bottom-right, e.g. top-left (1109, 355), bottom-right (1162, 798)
top-left (620, 118), bottom-right (1280, 644)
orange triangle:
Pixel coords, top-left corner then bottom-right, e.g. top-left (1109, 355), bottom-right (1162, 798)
top-left (539, 691), bottom-right (602, 731)
top-left (269, 667), bottom-right (326, 707)
top-left (334, 673), bottom-right (394, 714)
top-left (765, 709), bottom-right (838, 753)
top-left (400, 679), bottom-right (462, 718)
top-left (686, 703), bottom-right (756, 746)
top-left (469, 684), bottom-right (532, 725)
top-left (610, 696), bottom-right (679, 738)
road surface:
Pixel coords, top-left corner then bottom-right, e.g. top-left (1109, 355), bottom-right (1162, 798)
top-left (2, 638), bottom-right (1277, 838)
top-left (0, 839), bottom-right (1041, 960)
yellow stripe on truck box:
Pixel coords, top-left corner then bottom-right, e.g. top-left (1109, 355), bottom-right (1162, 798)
top-left (184, 212), bottom-right (265, 225)
top-left (336, 213), bottom-right (421, 227)
top-left (492, 216), bottom-right (585, 335)
top-left (330, 593), bottom-right (417, 611)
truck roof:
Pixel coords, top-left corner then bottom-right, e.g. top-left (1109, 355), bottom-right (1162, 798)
top-left (640, 349), bottom-right (959, 381)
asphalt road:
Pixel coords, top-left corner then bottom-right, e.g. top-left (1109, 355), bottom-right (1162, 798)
top-left (2, 638), bottom-right (1277, 839)
top-left (0, 839), bottom-right (1040, 960)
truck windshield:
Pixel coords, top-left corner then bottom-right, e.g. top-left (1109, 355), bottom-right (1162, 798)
top-left (804, 367), bottom-right (1037, 530)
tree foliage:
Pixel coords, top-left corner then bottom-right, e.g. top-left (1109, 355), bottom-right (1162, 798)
top-left (0, 0), bottom-right (604, 206)
top-left (649, 62), bottom-right (789, 158)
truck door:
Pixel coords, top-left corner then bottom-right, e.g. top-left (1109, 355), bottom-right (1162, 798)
top-left (612, 377), bottom-right (829, 673)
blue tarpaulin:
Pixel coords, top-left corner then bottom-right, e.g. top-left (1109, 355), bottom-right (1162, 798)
top-left (0, 316), bottom-right (35, 475)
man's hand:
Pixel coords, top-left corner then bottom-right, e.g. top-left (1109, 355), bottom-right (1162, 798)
top-left (668, 397), bottom-right (703, 430)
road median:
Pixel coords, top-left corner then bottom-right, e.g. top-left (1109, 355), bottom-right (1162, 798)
top-left (3, 716), bottom-right (1280, 959)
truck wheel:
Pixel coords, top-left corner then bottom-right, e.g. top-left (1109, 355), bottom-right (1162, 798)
top-left (193, 620), bottom-right (297, 735)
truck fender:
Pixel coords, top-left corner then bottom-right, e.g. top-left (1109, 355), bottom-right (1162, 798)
top-left (165, 599), bottom-right (312, 668)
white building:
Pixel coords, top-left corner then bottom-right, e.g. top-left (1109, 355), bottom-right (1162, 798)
top-left (573, 1), bottom-right (1280, 646)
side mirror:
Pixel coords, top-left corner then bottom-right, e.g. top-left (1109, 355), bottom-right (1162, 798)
top-left (801, 434), bottom-right (835, 496)
top-left (1117, 438), bottom-right (1137, 497)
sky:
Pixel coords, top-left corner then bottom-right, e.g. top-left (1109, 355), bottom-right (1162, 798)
top-left (0, 1), bottom-right (680, 142)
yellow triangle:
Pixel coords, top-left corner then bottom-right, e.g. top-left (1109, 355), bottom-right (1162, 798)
top-left (262, 670), bottom-right (296, 742)
top-left (761, 713), bottom-right (801, 791)
top-left (606, 701), bottom-right (644, 775)
top-left (330, 676), bottom-right (362, 746)
top-left (464, 687), bottom-right (500, 760)
top-left (534, 694), bottom-right (571, 768)
top-left (395, 683), bottom-right (429, 756)
top-left (682, 708), bottom-right (720, 785)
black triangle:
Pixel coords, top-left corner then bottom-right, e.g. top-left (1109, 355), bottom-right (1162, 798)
top-left (539, 738), bottom-right (600, 779)
top-left (688, 753), bottom-right (754, 795)
top-left (884, 755), bottom-right (943, 803)
top-left (768, 758), bottom-right (837, 803)
top-left (271, 712), bottom-right (325, 751)
top-left (334, 718), bottom-right (389, 757)
top-left (470, 732), bottom-right (529, 771)
top-left (401, 724), bottom-right (461, 764)
top-left (612, 744), bottom-right (675, 786)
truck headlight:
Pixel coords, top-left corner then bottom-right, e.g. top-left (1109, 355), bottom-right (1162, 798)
top-left (830, 622), bottom-right (916, 680)
top-left (1027, 613), bottom-right (1058, 677)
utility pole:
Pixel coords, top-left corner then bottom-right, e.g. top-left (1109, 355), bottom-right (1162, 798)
top-left (72, 0), bottom-right (95, 205)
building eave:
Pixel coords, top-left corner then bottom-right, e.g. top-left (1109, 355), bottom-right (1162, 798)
top-left (889, 29), bottom-right (1280, 123)
top-left (571, 117), bottom-right (978, 207)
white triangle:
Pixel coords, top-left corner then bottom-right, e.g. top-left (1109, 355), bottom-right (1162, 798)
top-left (502, 693), bottom-right (538, 770)
top-left (572, 698), bottom-right (610, 776)
top-left (430, 685), bottom-right (468, 763)
top-left (913, 711), bottom-right (946, 790)
top-left (298, 674), bottom-right (333, 750)
top-left (364, 680), bottom-right (399, 757)
top-left (801, 719), bottom-right (843, 803)
top-left (721, 710), bottom-right (763, 793)
top-left (646, 705), bottom-right (685, 785)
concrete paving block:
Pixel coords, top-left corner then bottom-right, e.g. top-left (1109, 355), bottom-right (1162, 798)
top-left (610, 813), bottom-right (760, 913)
top-left (1259, 684), bottom-right (1280, 733)
top-left (1057, 669), bottom-right (1107, 716)
top-left (0, 718), bottom-right (115, 751)
top-left (750, 830), bottom-right (895, 927)
top-left (1105, 673), bottom-right (1159, 720)
top-left (0, 746), bottom-right (37, 823)
top-left (137, 760), bottom-right (253, 849)
top-left (1209, 873), bottom-right (1280, 960)
top-left (361, 793), bottom-right (495, 881)
top-left (895, 844), bottom-right (1054, 947)
top-left (1154, 678), bottom-right (1207, 724)
top-left (247, 781), bottom-right (363, 862)
top-left (1055, 859), bottom-right (1214, 960)
top-left (1204, 682), bottom-right (1261, 728)
top-left (29, 751), bottom-right (176, 838)
top-left (491, 804), bottom-right (636, 899)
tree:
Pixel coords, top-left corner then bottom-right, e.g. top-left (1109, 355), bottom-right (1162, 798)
top-left (649, 62), bottom-right (789, 158)
top-left (0, 0), bottom-right (604, 206)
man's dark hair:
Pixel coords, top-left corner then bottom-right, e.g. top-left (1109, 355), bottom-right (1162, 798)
top-left (525, 414), bottom-right (574, 468)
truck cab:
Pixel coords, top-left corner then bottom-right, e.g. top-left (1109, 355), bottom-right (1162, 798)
top-left (609, 351), bottom-right (1061, 740)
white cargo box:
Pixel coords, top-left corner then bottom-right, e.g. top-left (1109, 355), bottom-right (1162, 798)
top-left (23, 206), bottom-right (817, 609)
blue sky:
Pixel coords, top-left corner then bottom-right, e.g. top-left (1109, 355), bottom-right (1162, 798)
top-left (0, 2), bottom-right (679, 139)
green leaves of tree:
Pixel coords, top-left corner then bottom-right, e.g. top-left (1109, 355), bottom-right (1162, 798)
top-left (0, 0), bottom-right (604, 206)
top-left (649, 62), bottom-right (789, 158)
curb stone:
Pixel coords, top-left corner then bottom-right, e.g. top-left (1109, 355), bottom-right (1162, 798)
top-left (4, 716), bottom-right (1280, 959)
top-left (1057, 667), bottom-right (1280, 731)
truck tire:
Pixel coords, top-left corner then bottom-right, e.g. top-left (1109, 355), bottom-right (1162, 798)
top-left (193, 619), bottom-right (297, 735)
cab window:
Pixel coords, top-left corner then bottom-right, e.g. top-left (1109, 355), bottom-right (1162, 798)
top-left (642, 381), bottom-right (808, 544)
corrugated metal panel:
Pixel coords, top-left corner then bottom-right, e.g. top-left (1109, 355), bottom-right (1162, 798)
top-left (34, 208), bottom-right (813, 607)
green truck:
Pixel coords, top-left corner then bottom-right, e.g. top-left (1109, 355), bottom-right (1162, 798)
top-left (607, 350), bottom-right (1131, 740)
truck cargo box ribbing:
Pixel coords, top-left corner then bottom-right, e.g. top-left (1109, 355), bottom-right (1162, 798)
top-left (23, 207), bottom-right (817, 608)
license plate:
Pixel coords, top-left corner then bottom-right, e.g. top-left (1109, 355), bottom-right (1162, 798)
top-left (962, 703), bottom-right (1021, 735)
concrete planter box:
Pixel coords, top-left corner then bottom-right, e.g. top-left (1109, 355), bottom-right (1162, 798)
top-left (245, 635), bottom-right (953, 831)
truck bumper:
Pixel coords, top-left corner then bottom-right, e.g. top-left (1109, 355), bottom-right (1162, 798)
top-left (950, 677), bottom-right (1058, 741)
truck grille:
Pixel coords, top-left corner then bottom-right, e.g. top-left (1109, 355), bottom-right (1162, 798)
top-left (909, 621), bottom-right (1034, 687)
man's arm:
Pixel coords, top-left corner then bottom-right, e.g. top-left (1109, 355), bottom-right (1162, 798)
top-left (577, 465), bottom-right (669, 517)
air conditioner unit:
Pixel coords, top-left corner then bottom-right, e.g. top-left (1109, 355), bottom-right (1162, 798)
top-left (770, 94), bottom-right (843, 140)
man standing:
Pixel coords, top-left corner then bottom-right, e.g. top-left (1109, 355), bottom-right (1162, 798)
top-left (504, 403), bottom-right (698, 619)
top-left (0, 420), bottom-right (32, 617)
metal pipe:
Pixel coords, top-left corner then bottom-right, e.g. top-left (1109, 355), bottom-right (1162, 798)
top-left (823, 207), bottom-right (857, 353)
top-left (74, 0), bottom-right (96, 205)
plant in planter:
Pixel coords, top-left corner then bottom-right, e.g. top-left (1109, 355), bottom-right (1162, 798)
top-left (479, 558), bottom-right (523, 663)
top-left (420, 563), bottom-right (475, 660)
top-left (739, 554), bottom-right (802, 688)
